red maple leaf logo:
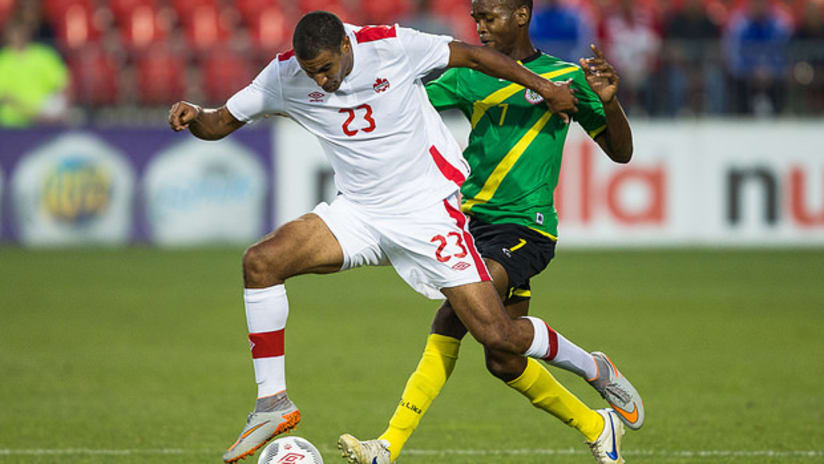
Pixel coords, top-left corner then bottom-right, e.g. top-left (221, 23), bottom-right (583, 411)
top-left (373, 78), bottom-right (390, 93)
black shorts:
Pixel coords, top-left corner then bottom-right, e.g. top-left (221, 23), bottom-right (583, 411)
top-left (468, 218), bottom-right (556, 302)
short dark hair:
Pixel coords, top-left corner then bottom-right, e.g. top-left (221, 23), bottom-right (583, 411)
top-left (293, 11), bottom-right (346, 60)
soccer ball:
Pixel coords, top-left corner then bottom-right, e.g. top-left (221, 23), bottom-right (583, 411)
top-left (257, 436), bottom-right (324, 464)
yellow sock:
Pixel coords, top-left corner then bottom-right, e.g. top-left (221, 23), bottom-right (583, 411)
top-left (379, 334), bottom-right (460, 461)
top-left (507, 358), bottom-right (605, 442)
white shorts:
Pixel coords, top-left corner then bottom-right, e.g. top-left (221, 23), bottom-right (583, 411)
top-left (312, 192), bottom-right (491, 299)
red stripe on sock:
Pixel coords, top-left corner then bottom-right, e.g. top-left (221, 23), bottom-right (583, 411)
top-left (544, 323), bottom-right (558, 361)
top-left (249, 330), bottom-right (284, 358)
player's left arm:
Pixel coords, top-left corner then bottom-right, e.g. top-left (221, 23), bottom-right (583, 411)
top-left (579, 44), bottom-right (633, 164)
top-left (447, 41), bottom-right (578, 123)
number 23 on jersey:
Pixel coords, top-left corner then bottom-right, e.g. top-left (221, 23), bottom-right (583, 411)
top-left (339, 104), bottom-right (376, 136)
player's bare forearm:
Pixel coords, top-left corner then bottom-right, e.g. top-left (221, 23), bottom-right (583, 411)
top-left (191, 106), bottom-right (245, 140)
top-left (168, 102), bottom-right (244, 141)
top-left (447, 41), bottom-right (577, 118)
top-left (597, 98), bottom-right (633, 164)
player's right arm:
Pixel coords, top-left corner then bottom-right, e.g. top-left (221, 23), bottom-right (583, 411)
top-left (169, 56), bottom-right (285, 140)
top-left (168, 102), bottom-right (245, 141)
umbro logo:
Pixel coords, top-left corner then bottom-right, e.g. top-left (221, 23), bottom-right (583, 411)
top-left (308, 91), bottom-right (325, 102)
top-left (451, 261), bottom-right (471, 271)
top-left (373, 77), bottom-right (390, 93)
top-left (249, 340), bottom-right (255, 351)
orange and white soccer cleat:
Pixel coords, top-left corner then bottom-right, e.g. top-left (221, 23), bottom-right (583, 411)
top-left (588, 352), bottom-right (645, 430)
top-left (223, 393), bottom-right (301, 463)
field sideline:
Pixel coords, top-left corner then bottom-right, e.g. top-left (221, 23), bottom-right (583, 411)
top-left (1, 248), bottom-right (822, 464)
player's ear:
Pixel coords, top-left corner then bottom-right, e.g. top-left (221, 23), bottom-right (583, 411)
top-left (340, 36), bottom-right (351, 55)
top-left (514, 5), bottom-right (530, 27)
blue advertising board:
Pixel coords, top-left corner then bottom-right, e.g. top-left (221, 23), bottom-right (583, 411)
top-left (0, 128), bottom-right (273, 246)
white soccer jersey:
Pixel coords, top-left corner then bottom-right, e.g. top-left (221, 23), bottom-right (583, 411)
top-left (227, 24), bottom-right (469, 212)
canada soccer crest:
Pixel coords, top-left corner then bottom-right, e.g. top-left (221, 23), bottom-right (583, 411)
top-left (373, 78), bottom-right (390, 93)
top-left (524, 89), bottom-right (544, 105)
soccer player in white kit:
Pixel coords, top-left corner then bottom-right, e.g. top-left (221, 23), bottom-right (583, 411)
top-left (168, 11), bottom-right (579, 463)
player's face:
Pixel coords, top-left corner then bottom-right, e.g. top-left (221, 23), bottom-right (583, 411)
top-left (471, 0), bottom-right (520, 54)
top-left (297, 38), bottom-right (354, 93)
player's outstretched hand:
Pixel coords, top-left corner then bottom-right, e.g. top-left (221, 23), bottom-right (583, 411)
top-left (579, 44), bottom-right (619, 104)
top-left (540, 79), bottom-right (578, 124)
top-left (168, 101), bottom-right (202, 132)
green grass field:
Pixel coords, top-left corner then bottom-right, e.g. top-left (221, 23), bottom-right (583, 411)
top-left (1, 248), bottom-right (823, 463)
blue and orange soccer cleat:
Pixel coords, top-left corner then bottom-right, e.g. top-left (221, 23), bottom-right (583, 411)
top-left (588, 352), bottom-right (645, 430)
top-left (587, 408), bottom-right (626, 463)
top-left (222, 392), bottom-right (301, 463)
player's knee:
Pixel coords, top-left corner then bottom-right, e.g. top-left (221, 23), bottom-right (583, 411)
top-left (485, 353), bottom-right (522, 382)
top-left (242, 244), bottom-right (285, 286)
top-left (477, 329), bottom-right (514, 354)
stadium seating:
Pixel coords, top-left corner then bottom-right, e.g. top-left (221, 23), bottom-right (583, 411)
top-left (298, 0), bottom-right (359, 22)
top-left (247, 6), bottom-right (293, 53)
top-left (0, 0), bottom-right (15, 28)
top-left (49, 1), bottom-right (101, 49)
top-left (201, 50), bottom-right (255, 104)
top-left (109, 0), bottom-right (156, 21)
top-left (178, 2), bottom-right (232, 51)
top-left (362, 0), bottom-right (416, 24)
top-left (135, 46), bottom-right (186, 105)
top-left (67, 46), bottom-right (120, 106)
top-left (118, 4), bottom-right (170, 50)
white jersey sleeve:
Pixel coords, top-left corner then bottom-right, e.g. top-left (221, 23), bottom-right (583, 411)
top-left (226, 57), bottom-right (286, 122)
top-left (396, 26), bottom-right (453, 80)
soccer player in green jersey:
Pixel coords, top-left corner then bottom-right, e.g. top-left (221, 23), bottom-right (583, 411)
top-left (338, 1), bottom-right (643, 463)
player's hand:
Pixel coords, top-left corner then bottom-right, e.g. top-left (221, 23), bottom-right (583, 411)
top-left (168, 101), bottom-right (202, 132)
top-left (579, 44), bottom-right (619, 104)
top-left (539, 79), bottom-right (578, 124)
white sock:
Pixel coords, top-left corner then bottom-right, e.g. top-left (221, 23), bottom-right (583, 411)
top-left (245, 284), bottom-right (289, 398)
top-left (522, 316), bottom-right (597, 380)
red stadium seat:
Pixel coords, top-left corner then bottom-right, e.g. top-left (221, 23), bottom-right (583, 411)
top-left (180, 3), bottom-right (231, 51)
top-left (248, 6), bottom-right (293, 52)
top-left (51, 2), bottom-right (101, 49)
top-left (67, 47), bottom-right (120, 106)
top-left (298, 0), bottom-right (360, 22)
top-left (135, 47), bottom-right (186, 105)
top-left (200, 50), bottom-right (255, 104)
top-left (171, 0), bottom-right (217, 23)
top-left (120, 4), bottom-right (170, 49)
top-left (236, 0), bottom-right (282, 23)
top-left (0, 0), bottom-right (15, 28)
top-left (360, 0), bottom-right (416, 24)
top-left (42, 0), bottom-right (90, 21)
top-left (108, 0), bottom-right (156, 21)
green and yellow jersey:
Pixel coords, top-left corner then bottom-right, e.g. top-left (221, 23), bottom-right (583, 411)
top-left (426, 51), bottom-right (606, 239)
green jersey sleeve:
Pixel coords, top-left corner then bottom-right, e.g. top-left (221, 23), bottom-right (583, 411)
top-left (570, 70), bottom-right (607, 139)
top-left (425, 68), bottom-right (466, 112)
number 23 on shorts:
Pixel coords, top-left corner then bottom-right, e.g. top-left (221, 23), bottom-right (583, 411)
top-left (430, 232), bottom-right (467, 263)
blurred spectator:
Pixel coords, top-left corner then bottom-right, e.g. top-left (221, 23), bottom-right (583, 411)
top-left (794, 0), bottom-right (824, 39)
top-left (599, 0), bottom-right (661, 114)
top-left (724, 0), bottom-right (792, 115)
top-left (530, 0), bottom-right (596, 62)
top-left (665, 0), bottom-right (720, 39)
top-left (0, 20), bottom-right (69, 127)
top-left (659, 0), bottom-right (724, 115)
top-left (790, 0), bottom-right (824, 113)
